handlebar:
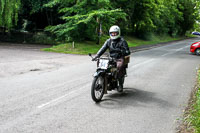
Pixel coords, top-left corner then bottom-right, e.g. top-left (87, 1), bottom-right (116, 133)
top-left (88, 53), bottom-right (116, 62)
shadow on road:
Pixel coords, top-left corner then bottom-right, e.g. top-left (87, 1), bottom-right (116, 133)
top-left (96, 88), bottom-right (173, 109)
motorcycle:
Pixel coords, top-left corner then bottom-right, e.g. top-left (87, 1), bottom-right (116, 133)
top-left (89, 53), bottom-right (129, 102)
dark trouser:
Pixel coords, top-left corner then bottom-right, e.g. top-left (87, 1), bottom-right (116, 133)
top-left (116, 57), bottom-right (126, 86)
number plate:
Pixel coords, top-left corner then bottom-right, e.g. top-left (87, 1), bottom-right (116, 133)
top-left (98, 59), bottom-right (109, 69)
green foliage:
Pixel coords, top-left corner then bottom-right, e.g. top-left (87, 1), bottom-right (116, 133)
top-left (42, 34), bottom-right (187, 54)
top-left (31, 32), bottom-right (56, 44)
top-left (126, 34), bottom-right (186, 47)
top-left (45, 0), bottom-right (127, 42)
top-left (133, 0), bottom-right (159, 35)
top-left (154, 0), bottom-right (183, 37)
top-left (192, 0), bottom-right (200, 31)
top-left (21, 0), bottom-right (49, 14)
top-left (177, 0), bottom-right (197, 35)
top-left (0, 0), bottom-right (199, 43)
top-left (0, 0), bottom-right (21, 29)
top-left (42, 41), bottom-right (102, 55)
top-left (19, 0), bottom-right (57, 30)
top-left (109, 0), bottom-right (197, 39)
top-left (186, 69), bottom-right (200, 132)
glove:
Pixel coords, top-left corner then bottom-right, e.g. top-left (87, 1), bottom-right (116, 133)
top-left (92, 55), bottom-right (99, 61)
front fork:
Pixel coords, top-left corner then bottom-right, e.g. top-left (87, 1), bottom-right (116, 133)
top-left (93, 70), bottom-right (108, 94)
top-left (104, 77), bottom-right (108, 94)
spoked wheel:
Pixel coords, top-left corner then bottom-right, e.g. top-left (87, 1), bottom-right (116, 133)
top-left (91, 76), bottom-right (105, 102)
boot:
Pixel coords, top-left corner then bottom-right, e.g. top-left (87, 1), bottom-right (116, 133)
top-left (117, 77), bottom-right (124, 92)
top-left (117, 84), bottom-right (123, 92)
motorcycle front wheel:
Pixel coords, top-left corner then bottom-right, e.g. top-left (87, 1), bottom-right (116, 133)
top-left (91, 76), bottom-right (105, 102)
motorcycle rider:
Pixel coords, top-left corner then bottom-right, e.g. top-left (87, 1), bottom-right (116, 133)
top-left (92, 25), bottom-right (130, 92)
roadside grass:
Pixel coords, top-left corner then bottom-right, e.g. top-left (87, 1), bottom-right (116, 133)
top-left (125, 35), bottom-right (186, 47)
top-left (186, 69), bottom-right (200, 132)
top-left (42, 35), bottom-right (189, 55)
top-left (43, 41), bottom-right (102, 55)
top-left (180, 69), bottom-right (200, 133)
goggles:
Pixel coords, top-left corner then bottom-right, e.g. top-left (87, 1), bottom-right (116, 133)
top-left (110, 32), bottom-right (119, 36)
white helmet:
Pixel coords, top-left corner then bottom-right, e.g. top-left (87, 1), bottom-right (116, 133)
top-left (109, 25), bottom-right (121, 40)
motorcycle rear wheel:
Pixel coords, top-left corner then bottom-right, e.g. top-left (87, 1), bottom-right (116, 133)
top-left (91, 76), bottom-right (105, 102)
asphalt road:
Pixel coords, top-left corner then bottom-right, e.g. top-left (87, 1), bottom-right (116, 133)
top-left (0, 39), bottom-right (199, 133)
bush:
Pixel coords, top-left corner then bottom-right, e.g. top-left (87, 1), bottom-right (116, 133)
top-left (32, 32), bottom-right (56, 44)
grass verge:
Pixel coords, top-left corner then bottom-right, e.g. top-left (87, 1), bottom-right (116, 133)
top-left (43, 41), bottom-right (102, 55)
top-left (125, 35), bottom-right (186, 47)
top-left (179, 68), bottom-right (200, 133)
top-left (187, 68), bottom-right (200, 132)
top-left (42, 35), bottom-right (189, 55)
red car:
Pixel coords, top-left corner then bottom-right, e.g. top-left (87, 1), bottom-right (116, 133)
top-left (190, 41), bottom-right (200, 55)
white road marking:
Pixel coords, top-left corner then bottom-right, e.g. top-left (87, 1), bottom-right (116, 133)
top-left (162, 45), bottom-right (190, 56)
top-left (161, 52), bottom-right (174, 57)
top-left (132, 45), bottom-right (190, 67)
top-left (176, 45), bottom-right (190, 51)
top-left (38, 45), bottom-right (191, 109)
top-left (37, 83), bottom-right (90, 109)
top-left (130, 58), bottom-right (155, 69)
top-left (175, 47), bottom-right (184, 51)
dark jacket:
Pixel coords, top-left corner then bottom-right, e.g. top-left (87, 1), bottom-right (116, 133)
top-left (97, 37), bottom-right (130, 59)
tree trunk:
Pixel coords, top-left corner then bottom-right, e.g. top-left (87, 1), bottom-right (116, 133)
top-left (45, 9), bottom-right (50, 25)
top-left (3, 27), bottom-right (6, 35)
top-left (50, 10), bottom-right (53, 25)
top-left (96, 17), bottom-right (101, 45)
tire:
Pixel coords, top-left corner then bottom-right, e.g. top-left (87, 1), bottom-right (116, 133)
top-left (195, 48), bottom-right (200, 56)
top-left (91, 76), bottom-right (105, 102)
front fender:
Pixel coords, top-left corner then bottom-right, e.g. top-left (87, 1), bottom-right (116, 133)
top-left (93, 70), bottom-right (105, 77)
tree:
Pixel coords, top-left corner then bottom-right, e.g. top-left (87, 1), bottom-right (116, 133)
top-left (177, 0), bottom-right (196, 35)
top-left (0, 0), bottom-right (21, 32)
top-left (135, 0), bottom-right (159, 38)
top-left (111, 0), bottom-right (161, 39)
top-left (193, 0), bottom-right (200, 31)
top-left (154, 0), bottom-right (183, 37)
top-left (111, 0), bottom-right (197, 38)
top-left (45, 0), bottom-right (127, 42)
top-left (1, 0), bottom-right (197, 41)
top-left (19, 0), bottom-right (58, 31)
